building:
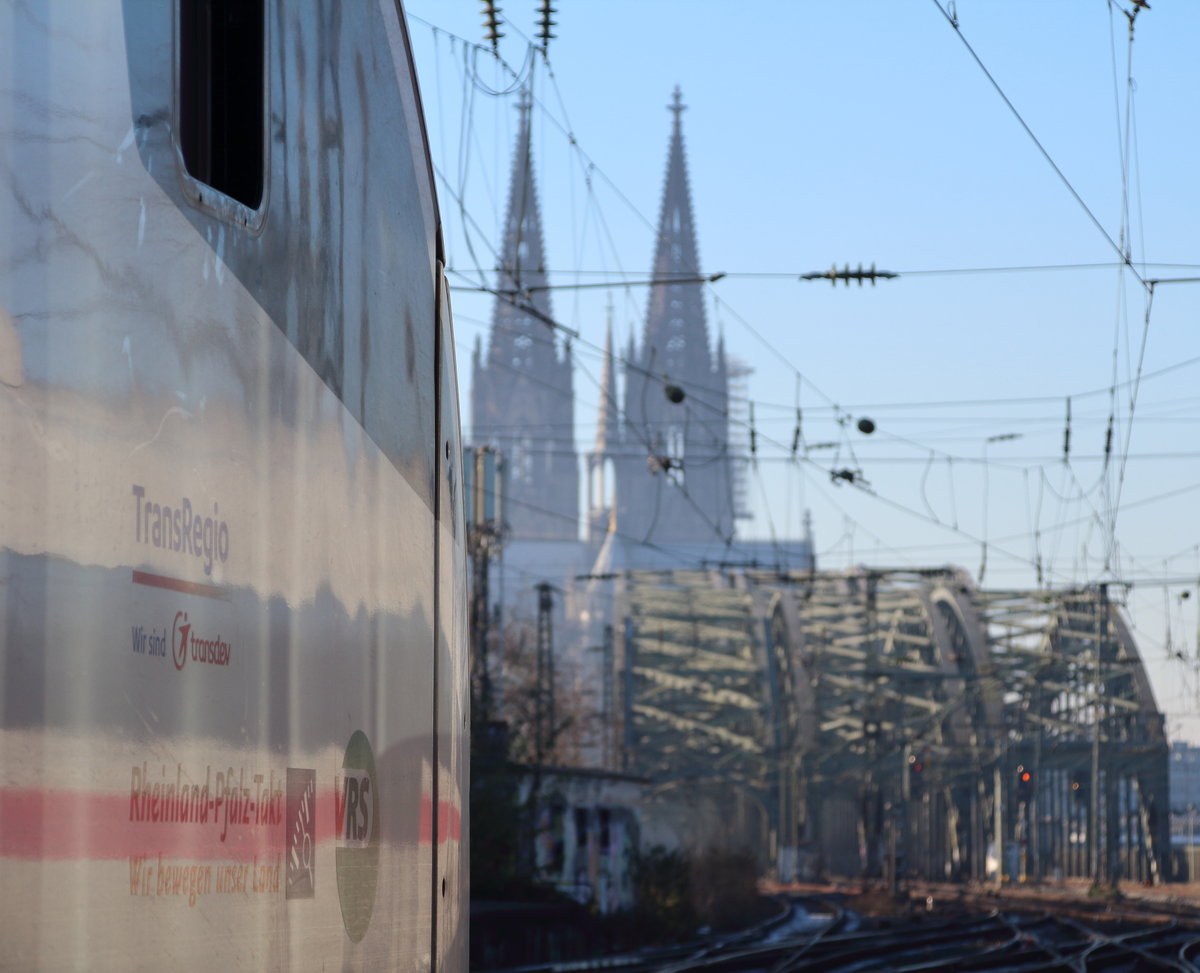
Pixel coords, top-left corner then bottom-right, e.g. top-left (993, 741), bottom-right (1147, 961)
top-left (521, 767), bottom-right (645, 913)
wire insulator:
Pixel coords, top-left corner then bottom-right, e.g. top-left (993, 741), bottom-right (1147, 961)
top-left (481, 1), bottom-right (504, 50)
top-left (537, 0), bottom-right (557, 50)
top-left (1063, 397), bottom-right (1071, 461)
top-left (800, 263), bottom-right (898, 285)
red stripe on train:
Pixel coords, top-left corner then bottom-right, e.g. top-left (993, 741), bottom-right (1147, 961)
top-left (418, 791), bottom-right (464, 844)
top-left (132, 569), bottom-right (230, 601)
top-left (0, 788), bottom-right (460, 861)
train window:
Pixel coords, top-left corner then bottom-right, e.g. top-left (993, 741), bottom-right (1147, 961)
top-left (179, 0), bottom-right (264, 210)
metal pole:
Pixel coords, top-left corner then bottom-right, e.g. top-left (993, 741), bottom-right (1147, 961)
top-left (994, 763), bottom-right (1003, 888)
top-left (535, 583), bottom-right (555, 762)
top-left (1031, 684), bottom-right (1043, 882)
top-left (472, 538), bottom-right (492, 721)
top-left (622, 617), bottom-right (636, 772)
top-left (1094, 585), bottom-right (1099, 892)
top-left (467, 446), bottom-right (502, 724)
top-left (971, 777), bottom-right (982, 879)
top-left (1090, 584), bottom-right (1107, 887)
top-left (602, 624), bottom-right (614, 770)
top-left (1190, 805), bottom-right (1196, 881)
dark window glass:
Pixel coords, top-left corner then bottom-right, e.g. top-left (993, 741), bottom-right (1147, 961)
top-left (179, 0), bottom-right (264, 209)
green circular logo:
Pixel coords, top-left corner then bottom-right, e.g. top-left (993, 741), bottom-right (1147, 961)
top-left (335, 730), bottom-right (380, 943)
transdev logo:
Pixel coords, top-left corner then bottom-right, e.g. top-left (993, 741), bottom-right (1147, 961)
top-left (335, 730), bottom-right (380, 943)
top-left (171, 611), bottom-right (232, 671)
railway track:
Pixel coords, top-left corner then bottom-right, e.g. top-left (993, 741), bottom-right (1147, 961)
top-left (483, 897), bottom-right (1200, 973)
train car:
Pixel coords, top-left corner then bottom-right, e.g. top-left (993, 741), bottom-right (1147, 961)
top-left (0, 1), bottom-right (468, 970)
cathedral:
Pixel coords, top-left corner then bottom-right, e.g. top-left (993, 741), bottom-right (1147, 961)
top-left (470, 87), bottom-right (813, 781)
top-left (471, 88), bottom-right (740, 559)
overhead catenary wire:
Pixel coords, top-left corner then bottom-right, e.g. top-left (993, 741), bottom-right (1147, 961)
top-left (929, 0), bottom-right (1147, 288)
top-left (426, 15), bottom-right (1199, 447)
top-left (573, 345), bottom-right (738, 550)
top-left (462, 282), bottom-right (1189, 587)
top-left (459, 281), bottom-right (1200, 424)
top-left (1097, 0), bottom-right (1152, 581)
top-left (465, 296), bottom-right (1190, 520)
top-left (417, 8), bottom-right (1200, 752)
top-left (425, 8), bottom-right (1198, 498)
top-left (419, 8), bottom-right (1197, 603)
top-left (422, 7), bottom-right (657, 339)
top-left (455, 262), bottom-right (1200, 283)
top-left (421, 4), bottom-right (1176, 302)
top-left (468, 278), bottom-right (1003, 571)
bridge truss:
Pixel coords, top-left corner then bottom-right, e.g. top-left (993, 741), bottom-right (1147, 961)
top-left (613, 567), bottom-right (1169, 885)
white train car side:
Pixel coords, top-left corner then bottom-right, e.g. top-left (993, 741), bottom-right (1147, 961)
top-left (0, 1), bottom-right (468, 970)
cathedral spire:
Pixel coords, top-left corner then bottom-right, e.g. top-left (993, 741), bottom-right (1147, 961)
top-left (471, 87), bottom-right (578, 541)
top-left (669, 84), bottom-right (686, 124)
top-left (586, 308), bottom-right (620, 545)
top-left (643, 85), bottom-right (709, 380)
top-left (615, 89), bottom-right (734, 547)
top-left (486, 87), bottom-right (558, 374)
top-left (594, 306), bottom-right (618, 454)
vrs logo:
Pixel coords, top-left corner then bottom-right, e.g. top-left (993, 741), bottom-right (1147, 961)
top-left (337, 769), bottom-right (373, 846)
top-left (334, 731), bottom-right (380, 944)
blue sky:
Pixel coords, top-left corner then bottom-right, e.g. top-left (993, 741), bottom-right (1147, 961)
top-left (404, 1), bottom-right (1200, 739)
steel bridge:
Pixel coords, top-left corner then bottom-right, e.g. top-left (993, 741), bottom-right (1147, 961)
top-left (611, 566), bottom-right (1170, 885)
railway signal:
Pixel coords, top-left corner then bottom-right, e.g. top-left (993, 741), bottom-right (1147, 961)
top-left (908, 753), bottom-right (925, 797)
top-left (1016, 765), bottom-right (1034, 802)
